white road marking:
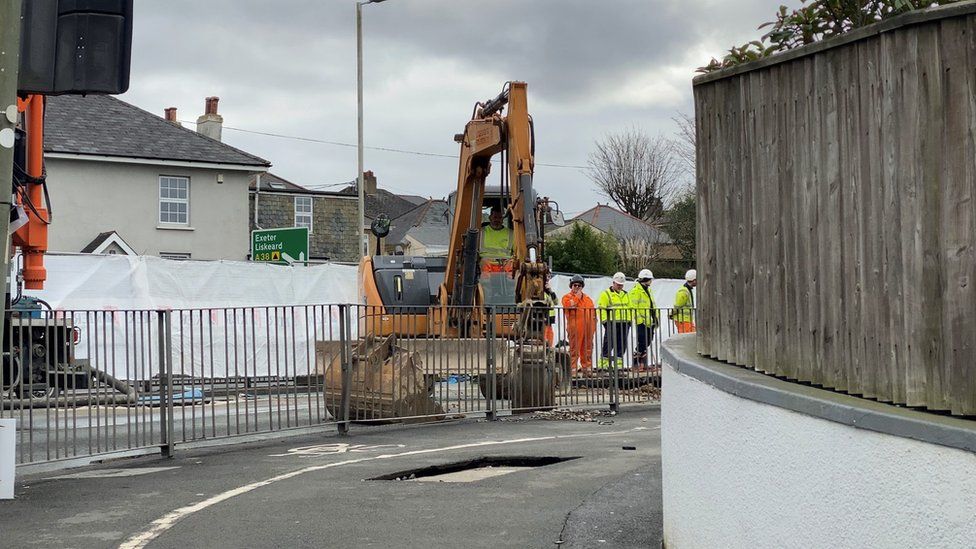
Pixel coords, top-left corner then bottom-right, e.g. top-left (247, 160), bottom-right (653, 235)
top-left (119, 426), bottom-right (655, 549)
top-left (268, 443), bottom-right (406, 458)
top-left (50, 467), bottom-right (180, 480)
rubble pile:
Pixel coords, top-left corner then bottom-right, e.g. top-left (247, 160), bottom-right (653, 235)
top-left (624, 385), bottom-right (662, 400)
top-left (532, 408), bottom-right (616, 422)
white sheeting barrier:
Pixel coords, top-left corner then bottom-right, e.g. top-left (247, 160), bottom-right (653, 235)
top-left (25, 254), bottom-right (692, 379)
top-left (28, 254), bottom-right (357, 379)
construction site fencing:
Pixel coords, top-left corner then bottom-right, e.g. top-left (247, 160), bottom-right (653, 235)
top-left (1, 303), bottom-right (686, 467)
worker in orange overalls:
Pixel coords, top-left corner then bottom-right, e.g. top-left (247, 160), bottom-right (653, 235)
top-left (561, 274), bottom-right (597, 375)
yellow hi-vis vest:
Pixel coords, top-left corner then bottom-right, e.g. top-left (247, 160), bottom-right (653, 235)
top-left (628, 283), bottom-right (659, 327)
top-left (545, 290), bottom-right (557, 322)
top-left (481, 225), bottom-right (513, 260)
top-left (672, 284), bottom-right (695, 323)
top-left (597, 288), bottom-right (631, 322)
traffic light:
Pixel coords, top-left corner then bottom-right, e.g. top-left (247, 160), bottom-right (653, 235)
top-left (17, 0), bottom-right (133, 95)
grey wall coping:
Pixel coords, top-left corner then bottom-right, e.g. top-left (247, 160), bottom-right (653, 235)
top-left (663, 336), bottom-right (976, 454)
top-left (693, 1), bottom-right (976, 86)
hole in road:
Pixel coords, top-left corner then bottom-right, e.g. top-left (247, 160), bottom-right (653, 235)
top-left (369, 456), bottom-right (580, 483)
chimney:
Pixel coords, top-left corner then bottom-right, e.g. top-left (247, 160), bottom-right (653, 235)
top-left (364, 170), bottom-right (377, 197)
top-left (163, 107), bottom-right (181, 126)
top-left (196, 96), bottom-right (223, 141)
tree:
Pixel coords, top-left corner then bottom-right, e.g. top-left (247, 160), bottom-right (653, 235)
top-left (672, 112), bottom-right (696, 179)
top-left (547, 223), bottom-right (620, 276)
top-left (663, 191), bottom-right (696, 265)
top-left (587, 128), bottom-right (682, 222)
top-left (614, 224), bottom-right (672, 276)
top-left (698, 0), bottom-right (961, 73)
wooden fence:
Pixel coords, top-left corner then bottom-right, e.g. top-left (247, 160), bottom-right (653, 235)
top-left (693, 3), bottom-right (976, 415)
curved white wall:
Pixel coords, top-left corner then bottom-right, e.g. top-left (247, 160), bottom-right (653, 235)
top-left (662, 360), bottom-right (976, 549)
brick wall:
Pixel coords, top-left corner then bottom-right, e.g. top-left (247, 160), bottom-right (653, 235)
top-left (249, 192), bottom-right (359, 262)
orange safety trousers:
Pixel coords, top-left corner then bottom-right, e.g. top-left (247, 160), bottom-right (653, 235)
top-left (676, 322), bottom-right (696, 334)
top-left (562, 292), bottom-right (596, 375)
top-left (567, 326), bottom-right (594, 373)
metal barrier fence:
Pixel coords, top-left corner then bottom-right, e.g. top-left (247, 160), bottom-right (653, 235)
top-left (1, 304), bottom-right (692, 466)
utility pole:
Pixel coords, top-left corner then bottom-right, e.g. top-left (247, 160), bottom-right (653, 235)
top-left (0, 2), bottom-right (23, 332)
top-left (356, 1), bottom-right (366, 257)
top-left (357, 0), bottom-right (387, 257)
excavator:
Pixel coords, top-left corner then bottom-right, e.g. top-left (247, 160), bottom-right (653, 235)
top-left (320, 81), bottom-right (569, 417)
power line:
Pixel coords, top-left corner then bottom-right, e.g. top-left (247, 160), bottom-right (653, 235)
top-left (183, 121), bottom-right (589, 170)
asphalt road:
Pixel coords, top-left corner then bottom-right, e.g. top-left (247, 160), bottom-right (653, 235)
top-left (1, 406), bottom-right (661, 548)
top-left (7, 381), bottom-right (652, 466)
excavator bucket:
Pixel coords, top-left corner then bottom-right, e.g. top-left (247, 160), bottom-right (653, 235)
top-left (317, 336), bottom-right (571, 417)
top-left (316, 335), bottom-right (444, 422)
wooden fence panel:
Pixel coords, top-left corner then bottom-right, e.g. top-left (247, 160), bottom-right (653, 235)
top-left (693, 4), bottom-right (976, 415)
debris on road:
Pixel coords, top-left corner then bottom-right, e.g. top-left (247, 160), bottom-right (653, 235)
top-left (532, 409), bottom-right (616, 422)
top-left (624, 385), bottom-right (662, 400)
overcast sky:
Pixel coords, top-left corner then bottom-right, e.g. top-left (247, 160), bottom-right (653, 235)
top-left (120, 0), bottom-right (797, 216)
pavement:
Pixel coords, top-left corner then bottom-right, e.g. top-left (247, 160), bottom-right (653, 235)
top-left (1, 406), bottom-right (662, 549)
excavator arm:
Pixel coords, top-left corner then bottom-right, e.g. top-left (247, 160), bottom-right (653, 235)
top-left (439, 81), bottom-right (549, 338)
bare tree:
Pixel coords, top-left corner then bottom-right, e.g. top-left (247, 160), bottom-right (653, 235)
top-left (587, 128), bottom-right (681, 222)
top-left (615, 224), bottom-right (670, 275)
top-left (672, 112), bottom-right (696, 178)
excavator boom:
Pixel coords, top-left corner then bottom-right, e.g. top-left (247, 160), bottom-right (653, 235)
top-left (441, 81), bottom-right (545, 315)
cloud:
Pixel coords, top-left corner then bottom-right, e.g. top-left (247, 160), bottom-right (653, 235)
top-left (117, 0), bottom-right (799, 214)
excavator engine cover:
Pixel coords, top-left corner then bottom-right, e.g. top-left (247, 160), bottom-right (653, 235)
top-left (371, 256), bottom-right (445, 313)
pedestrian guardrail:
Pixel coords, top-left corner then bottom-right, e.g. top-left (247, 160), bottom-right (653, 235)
top-left (0, 303), bottom-right (692, 466)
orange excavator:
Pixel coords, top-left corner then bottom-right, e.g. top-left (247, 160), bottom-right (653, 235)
top-left (350, 81), bottom-right (569, 412)
top-left (3, 1), bottom-right (133, 398)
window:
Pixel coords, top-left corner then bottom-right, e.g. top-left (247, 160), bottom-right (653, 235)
top-left (295, 196), bottom-right (313, 231)
top-left (159, 176), bottom-right (190, 225)
top-left (159, 252), bottom-right (191, 260)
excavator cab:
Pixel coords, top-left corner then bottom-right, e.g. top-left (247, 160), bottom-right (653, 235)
top-left (476, 190), bottom-right (517, 307)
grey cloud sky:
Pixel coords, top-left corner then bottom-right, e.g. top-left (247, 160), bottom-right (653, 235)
top-left (120, 0), bottom-right (797, 214)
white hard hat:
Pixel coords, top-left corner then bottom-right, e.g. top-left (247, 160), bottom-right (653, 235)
top-left (612, 272), bottom-right (626, 284)
top-left (638, 269), bottom-right (654, 281)
top-left (685, 269), bottom-right (697, 282)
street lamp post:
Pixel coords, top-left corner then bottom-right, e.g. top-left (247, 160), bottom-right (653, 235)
top-left (357, 0), bottom-right (386, 257)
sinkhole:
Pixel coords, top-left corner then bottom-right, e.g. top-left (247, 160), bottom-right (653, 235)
top-left (368, 456), bottom-right (580, 483)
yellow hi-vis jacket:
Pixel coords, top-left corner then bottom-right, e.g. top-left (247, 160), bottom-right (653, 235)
top-left (545, 289), bottom-right (557, 324)
top-left (628, 283), bottom-right (659, 327)
top-left (672, 284), bottom-right (695, 323)
top-left (597, 288), bottom-right (631, 323)
top-left (481, 225), bottom-right (513, 260)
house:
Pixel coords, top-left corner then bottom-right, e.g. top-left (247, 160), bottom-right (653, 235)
top-left (340, 172), bottom-right (425, 254)
top-left (44, 95), bottom-right (270, 260)
top-left (552, 204), bottom-right (671, 243)
top-left (549, 204), bottom-right (684, 264)
top-left (383, 199), bottom-right (451, 256)
top-left (249, 172), bottom-right (360, 262)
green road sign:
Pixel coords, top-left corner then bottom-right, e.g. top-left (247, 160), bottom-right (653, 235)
top-left (251, 227), bottom-right (309, 264)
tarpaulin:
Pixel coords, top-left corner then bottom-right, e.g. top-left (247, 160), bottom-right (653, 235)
top-left (20, 254), bottom-right (692, 378)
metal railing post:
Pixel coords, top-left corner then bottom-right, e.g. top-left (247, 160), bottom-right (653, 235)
top-left (486, 306), bottom-right (497, 421)
top-left (609, 319), bottom-right (620, 413)
top-left (158, 310), bottom-right (175, 457)
top-left (338, 304), bottom-right (352, 435)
